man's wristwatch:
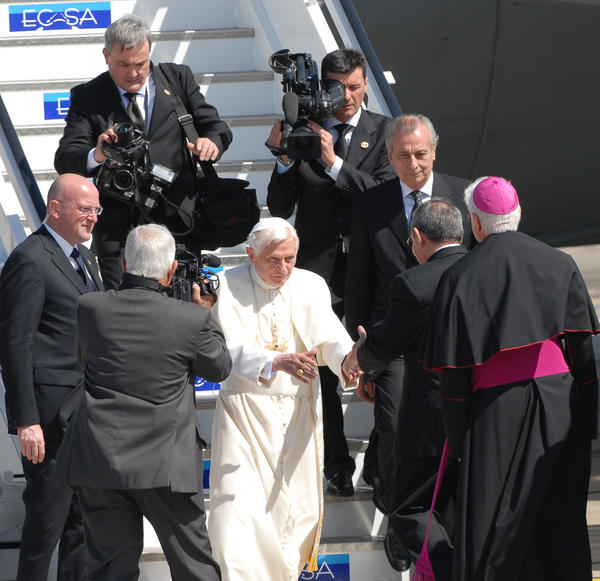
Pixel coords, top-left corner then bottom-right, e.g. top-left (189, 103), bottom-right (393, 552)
top-left (277, 156), bottom-right (293, 167)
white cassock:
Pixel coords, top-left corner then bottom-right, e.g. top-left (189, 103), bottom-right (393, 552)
top-left (208, 264), bottom-right (354, 581)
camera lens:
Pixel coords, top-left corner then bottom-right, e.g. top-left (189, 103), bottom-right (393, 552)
top-left (113, 169), bottom-right (134, 191)
top-left (115, 122), bottom-right (136, 146)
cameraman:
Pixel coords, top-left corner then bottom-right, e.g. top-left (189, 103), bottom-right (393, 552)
top-left (266, 49), bottom-right (395, 497)
top-left (57, 223), bottom-right (231, 580)
top-left (54, 15), bottom-right (232, 289)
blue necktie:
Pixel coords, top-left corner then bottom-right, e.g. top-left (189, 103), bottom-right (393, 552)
top-left (70, 248), bottom-right (97, 292)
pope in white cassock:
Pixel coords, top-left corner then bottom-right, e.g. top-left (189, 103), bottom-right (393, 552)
top-left (208, 218), bottom-right (358, 581)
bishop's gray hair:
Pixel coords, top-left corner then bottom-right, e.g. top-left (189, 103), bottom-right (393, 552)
top-left (105, 15), bottom-right (151, 53)
top-left (246, 217), bottom-right (299, 253)
top-left (464, 176), bottom-right (521, 235)
top-left (124, 224), bottom-right (175, 280)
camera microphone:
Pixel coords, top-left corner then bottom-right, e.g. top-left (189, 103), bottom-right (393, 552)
top-left (201, 254), bottom-right (222, 268)
top-left (282, 92), bottom-right (299, 124)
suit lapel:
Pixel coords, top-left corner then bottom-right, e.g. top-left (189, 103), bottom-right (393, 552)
top-left (431, 172), bottom-right (459, 202)
top-left (39, 229), bottom-right (86, 294)
top-left (148, 64), bottom-right (175, 138)
top-left (380, 179), bottom-right (412, 252)
top-left (102, 73), bottom-right (130, 127)
top-left (78, 245), bottom-right (104, 291)
top-left (346, 110), bottom-right (377, 167)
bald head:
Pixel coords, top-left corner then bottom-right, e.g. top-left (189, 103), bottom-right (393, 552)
top-left (46, 174), bottom-right (101, 246)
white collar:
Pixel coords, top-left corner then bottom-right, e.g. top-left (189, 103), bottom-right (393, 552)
top-left (324, 107), bottom-right (362, 130)
top-left (43, 223), bottom-right (77, 259)
top-left (400, 172), bottom-right (435, 198)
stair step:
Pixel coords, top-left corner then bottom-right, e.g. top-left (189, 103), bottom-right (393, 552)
top-left (12, 160), bottom-right (274, 184)
top-left (196, 389), bottom-right (367, 410)
top-left (14, 114), bottom-right (278, 135)
top-left (1, 71), bottom-right (277, 121)
top-left (12, 118), bottom-right (278, 176)
top-left (0, 38), bottom-right (257, 81)
top-left (0, 71), bottom-right (274, 92)
top-left (201, 437), bottom-right (370, 459)
top-left (140, 535), bottom-right (386, 563)
top-left (139, 534), bottom-right (408, 581)
top-left (0, 29), bottom-right (254, 48)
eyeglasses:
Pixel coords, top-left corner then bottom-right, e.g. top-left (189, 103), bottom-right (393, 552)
top-left (55, 200), bottom-right (103, 216)
top-left (76, 205), bottom-right (103, 216)
top-left (406, 233), bottom-right (413, 247)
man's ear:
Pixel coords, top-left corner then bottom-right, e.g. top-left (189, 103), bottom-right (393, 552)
top-left (471, 213), bottom-right (484, 241)
top-left (412, 227), bottom-right (425, 247)
top-left (246, 247), bottom-right (256, 264)
top-left (103, 48), bottom-right (110, 65)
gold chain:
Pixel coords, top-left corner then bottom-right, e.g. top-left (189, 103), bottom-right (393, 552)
top-left (249, 269), bottom-right (292, 352)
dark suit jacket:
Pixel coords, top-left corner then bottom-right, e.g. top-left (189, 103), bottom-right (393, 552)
top-left (58, 276), bottom-right (232, 493)
top-left (357, 245), bottom-right (468, 458)
top-left (267, 109), bottom-right (395, 286)
top-left (54, 63), bottom-right (233, 255)
top-left (345, 172), bottom-right (472, 338)
top-left (0, 226), bottom-right (104, 433)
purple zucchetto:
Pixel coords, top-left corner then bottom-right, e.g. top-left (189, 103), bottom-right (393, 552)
top-left (473, 177), bottom-right (519, 215)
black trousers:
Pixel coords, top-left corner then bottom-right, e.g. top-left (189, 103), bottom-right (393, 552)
top-left (391, 456), bottom-right (457, 581)
top-left (320, 294), bottom-right (355, 479)
top-left (18, 424), bottom-right (86, 581)
top-left (362, 358), bottom-right (405, 513)
top-left (77, 486), bottom-right (221, 581)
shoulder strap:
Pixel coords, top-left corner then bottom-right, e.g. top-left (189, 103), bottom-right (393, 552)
top-left (155, 64), bottom-right (199, 143)
top-left (155, 64), bottom-right (219, 188)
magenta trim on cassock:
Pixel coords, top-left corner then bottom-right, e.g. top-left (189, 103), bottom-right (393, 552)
top-left (472, 337), bottom-right (570, 391)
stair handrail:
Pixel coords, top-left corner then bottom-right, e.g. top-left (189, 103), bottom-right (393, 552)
top-left (0, 93), bottom-right (45, 244)
top-left (320, 0), bottom-right (402, 117)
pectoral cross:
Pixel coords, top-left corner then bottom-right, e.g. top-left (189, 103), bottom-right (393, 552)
top-left (264, 321), bottom-right (288, 352)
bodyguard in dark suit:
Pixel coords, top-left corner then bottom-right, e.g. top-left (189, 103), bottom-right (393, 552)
top-left (344, 114), bottom-right (471, 568)
top-left (266, 49), bottom-right (395, 495)
top-left (54, 15), bottom-right (232, 289)
top-left (349, 200), bottom-right (467, 576)
top-left (0, 174), bottom-right (104, 580)
top-left (58, 223), bottom-right (231, 580)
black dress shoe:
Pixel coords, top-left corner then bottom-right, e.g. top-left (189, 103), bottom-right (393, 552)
top-left (326, 471), bottom-right (354, 496)
top-left (384, 521), bottom-right (411, 572)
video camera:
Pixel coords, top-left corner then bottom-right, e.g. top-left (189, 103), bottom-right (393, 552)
top-left (95, 122), bottom-right (176, 219)
top-left (169, 245), bottom-right (223, 303)
top-left (267, 49), bottom-right (345, 159)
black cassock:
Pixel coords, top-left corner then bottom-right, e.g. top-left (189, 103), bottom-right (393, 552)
top-left (424, 231), bottom-right (599, 581)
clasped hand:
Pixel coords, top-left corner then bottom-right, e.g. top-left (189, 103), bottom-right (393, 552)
top-left (272, 349), bottom-right (318, 384)
top-left (341, 325), bottom-right (366, 379)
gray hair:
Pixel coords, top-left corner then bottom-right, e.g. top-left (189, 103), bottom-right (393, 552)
top-left (410, 199), bottom-right (463, 243)
top-left (246, 217), bottom-right (299, 253)
top-left (105, 15), bottom-right (151, 53)
top-left (124, 224), bottom-right (175, 280)
top-left (385, 114), bottom-right (439, 150)
top-left (464, 176), bottom-right (521, 235)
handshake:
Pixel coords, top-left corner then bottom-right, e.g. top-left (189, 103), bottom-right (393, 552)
top-left (269, 325), bottom-right (373, 401)
top-left (341, 326), bottom-right (374, 403)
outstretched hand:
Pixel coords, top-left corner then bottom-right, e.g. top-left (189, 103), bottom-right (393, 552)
top-left (342, 325), bottom-right (367, 381)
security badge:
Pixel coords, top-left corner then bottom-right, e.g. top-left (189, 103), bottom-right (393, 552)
top-left (360, 141), bottom-right (369, 149)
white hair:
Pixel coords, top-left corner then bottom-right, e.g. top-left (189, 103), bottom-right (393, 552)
top-left (464, 176), bottom-right (521, 235)
top-left (246, 217), bottom-right (299, 253)
top-left (124, 224), bottom-right (175, 280)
